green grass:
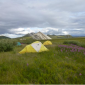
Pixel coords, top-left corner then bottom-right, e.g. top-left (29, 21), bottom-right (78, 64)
top-left (0, 38), bottom-right (85, 84)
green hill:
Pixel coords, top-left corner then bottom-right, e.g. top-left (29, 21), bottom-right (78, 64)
top-left (48, 35), bottom-right (73, 39)
top-left (0, 36), bottom-right (10, 39)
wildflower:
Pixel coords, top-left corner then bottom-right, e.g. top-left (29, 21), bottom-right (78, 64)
top-left (78, 50), bottom-right (80, 52)
top-left (79, 73), bottom-right (82, 76)
top-left (61, 49), bottom-right (62, 52)
top-left (75, 49), bottom-right (77, 51)
top-left (84, 53), bottom-right (85, 55)
top-left (27, 63), bottom-right (29, 66)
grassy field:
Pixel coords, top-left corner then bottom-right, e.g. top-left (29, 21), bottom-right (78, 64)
top-left (0, 38), bottom-right (85, 84)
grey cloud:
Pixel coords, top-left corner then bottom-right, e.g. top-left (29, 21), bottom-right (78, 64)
top-left (0, 0), bottom-right (85, 36)
top-left (42, 28), bottom-right (64, 35)
top-left (62, 29), bottom-right (85, 36)
top-left (47, 0), bottom-right (85, 12)
top-left (44, 30), bottom-right (63, 35)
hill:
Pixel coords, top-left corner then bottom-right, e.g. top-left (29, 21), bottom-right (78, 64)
top-left (23, 32), bottom-right (73, 40)
top-left (23, 32), bottom-right (35, 37)
top-left (0, 36), bottom-right (10, 39)
top-left (48, 35), bottom-right (73, 39)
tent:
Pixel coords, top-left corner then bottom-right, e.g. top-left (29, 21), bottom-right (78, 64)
top-left (17, 42), bottom-right (21, 46)
top-left (43, 41), bottom-right (52, 45)
top-left (19, 41), bottom-right (48, 54)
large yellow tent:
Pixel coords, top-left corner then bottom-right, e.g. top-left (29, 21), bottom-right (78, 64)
top-left (43, 41), bottom-right (52, 45)
top-left (19, 41), bottom-right (48, 54)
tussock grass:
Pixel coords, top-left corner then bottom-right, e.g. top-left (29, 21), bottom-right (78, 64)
top-left (0, 38), bottom-right (85, 84)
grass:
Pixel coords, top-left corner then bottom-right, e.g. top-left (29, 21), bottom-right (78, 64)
top-left (0, 38), bottom-right (85, 84)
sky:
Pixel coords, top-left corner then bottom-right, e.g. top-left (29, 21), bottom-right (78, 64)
top-left (0, 0), bottom-right (85, 38)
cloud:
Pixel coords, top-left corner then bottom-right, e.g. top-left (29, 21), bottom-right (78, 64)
top-left (1, 33), bottom-right (23, 38)
top-left (0, 0), bottom-right (85, 37)
top-left (62, 29), bottom-right (85, 36)
top-left (9, 28), bottom-right (34, 34)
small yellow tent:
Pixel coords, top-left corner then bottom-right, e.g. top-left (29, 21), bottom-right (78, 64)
top-left (19, 41), bottom-right (48, 54)
top-left (43, 41), bottom-right (52, 45)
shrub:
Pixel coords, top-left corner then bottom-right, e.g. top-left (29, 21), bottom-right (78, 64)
top-left (63, 41), bottom-right (79, 45)
top-left (78, 43), bottom-right (85, 48)
top-left (63, 41), bottom-right (85, 48)
top-left (20, 38), bottom-right (35, 44)
top-left (0, 39), bottom-right (14, 52)
top-left (12, 40), bottom-right (17, 46)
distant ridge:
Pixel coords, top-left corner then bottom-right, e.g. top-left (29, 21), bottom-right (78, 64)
top-left (23, 32), bottom-right (52, 40)
top-left (23, 32), bottom-right (73, 39)
top-left (0, 36), bottom-right (10, 39)
top-left (72, 35), bottom-right (85, 37)
top-left (48, 35), bottom-right (73, 39)
top-left (31, 32), bottom-right (52, 40)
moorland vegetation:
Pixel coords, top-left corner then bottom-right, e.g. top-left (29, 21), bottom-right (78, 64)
top-left (0, 37), bottom-right (85, 84)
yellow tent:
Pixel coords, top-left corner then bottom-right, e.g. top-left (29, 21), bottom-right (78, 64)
top-left (19, 41), bottom-right (48, 54)
top-left (43, 41), bottom-right (52, 45)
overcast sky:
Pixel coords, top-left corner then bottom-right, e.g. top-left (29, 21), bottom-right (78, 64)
top-left (0, 0), bottom-right (85, 38)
